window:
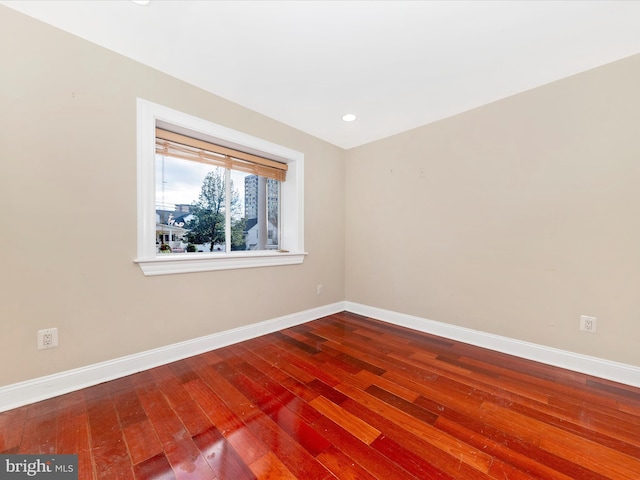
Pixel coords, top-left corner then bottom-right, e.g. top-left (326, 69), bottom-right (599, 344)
top-left (136, 99), bottom-right (305, 276)
top-left (155, 128), bottom-right (284, 254)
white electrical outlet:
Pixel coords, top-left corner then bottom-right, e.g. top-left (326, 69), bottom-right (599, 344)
top-left (580, 315), bottom-right (597, 334)
top-left (37, 328), bottom-right (59, 350)
top-left (317, 284), bottom-right (323, 295)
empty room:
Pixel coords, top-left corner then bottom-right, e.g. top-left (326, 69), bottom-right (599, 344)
top-left (1, 1), bottom-right (639, 479)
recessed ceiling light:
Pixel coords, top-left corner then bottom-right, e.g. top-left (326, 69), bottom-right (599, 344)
top-left (342, 113), bottom-right (357, 122)
top-left (132, 0), bottom-right (151, 5)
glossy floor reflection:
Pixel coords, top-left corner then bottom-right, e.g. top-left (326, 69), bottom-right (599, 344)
top-left (1, 312), bottom-right (640, 479)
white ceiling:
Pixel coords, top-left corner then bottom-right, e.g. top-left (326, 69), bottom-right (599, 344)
top-left (4, 1), bottom-right (640, 149)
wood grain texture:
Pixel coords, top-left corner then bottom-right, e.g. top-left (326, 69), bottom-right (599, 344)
top-left (1, 312), bottom-right (639, 479)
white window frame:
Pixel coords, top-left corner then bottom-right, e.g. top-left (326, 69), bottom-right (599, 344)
top-left (135, 98), bottom-right (306, 276)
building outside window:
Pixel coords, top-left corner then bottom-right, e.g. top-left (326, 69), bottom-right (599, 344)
top-left (243, 175), bottom-right (279, 250)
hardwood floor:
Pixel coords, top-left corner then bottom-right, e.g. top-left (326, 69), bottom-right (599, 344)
top-left (1, 311), bottom-right (640, 479)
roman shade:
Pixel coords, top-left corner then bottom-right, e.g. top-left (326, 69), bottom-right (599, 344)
top-left (155, 128), bottom-right (287, 182)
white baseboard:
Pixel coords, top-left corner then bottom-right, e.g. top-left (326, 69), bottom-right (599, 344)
top-left (345, 301), bottom-right (640, 388)
top-left (0, 302), bottom-right (345, 412)
top-left (2, 301), bottom-right (638, 412)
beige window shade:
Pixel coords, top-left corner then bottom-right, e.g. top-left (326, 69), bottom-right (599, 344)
top-left (155, 128), bottom-right (287, 182)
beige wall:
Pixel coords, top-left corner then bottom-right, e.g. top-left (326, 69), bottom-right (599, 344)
top-left (2, 6), bottom-right (639, 389)
top-left (346, 54), bottom-right (640, 367)
top-left (0, 7), bottom-right (345, 386)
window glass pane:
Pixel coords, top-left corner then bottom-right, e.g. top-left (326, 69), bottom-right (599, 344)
top-left (155, 153), bottom-right (279, 254)
top-left (232, 171), bottom-right (280, 251)
top-left (155, 154), bottom-right (226, 253)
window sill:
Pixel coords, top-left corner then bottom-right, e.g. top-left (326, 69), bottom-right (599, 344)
top-left (135, 251), bottom-right (307, 276)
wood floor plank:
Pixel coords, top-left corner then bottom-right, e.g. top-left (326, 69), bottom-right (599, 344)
top-left (87, 396), bottom-right (133, 480)
top-left (480, 400), bottom-right (640, 479)
top-left (308, 395), bottom-right (380, 445)
top-left (237, 344), bottom-right (324, 407)
top-left (193, 427), bottom-right (256, 480)
top-left (238, 352), bottom-right (324, 432)
top-left (335, 381), bottom-right (495, 475)
top-left (114, 391), bottom-right (149, 436)
top-left (507, 397), bottom-right (640, 456)
top-left (315, 445), bottom-right (378, 480)
top-left (426, 392), bottom-right (614, 480)
top-left (249, 337), bottom-right (318, 384)
top-left (122, 418), bottom-right (163, 466)
top-left (2, 312), bottom-right (639, 479)
top-left (340, 396), bottom-right (495, 480)
top-left (198, 361), bottom-right (334, 480)
top-left (433, 412), bottom-right (578, 480)
top-left (353, 369), bottom-right (420, 403)
top-left (182, 378), bottom-right (269, 466)
top-left (311, 414), bottom-right (420, 480)
top-left (133, 453), bottom-right (177, 480)
top-left (217, 360), bottom-right (333, 458)
top-left (244, 343), bottom-right (344, 417)
top-left (0, 406), bottom-right (27, 452)
top-left (364, 384), bottom-right (439, 425)
top-left (370, 435), bottom-right (464, 480)
top-left (135, 383), bottom-right (190, 448)
top-left (56, 410), bottom-right (93, 480)
top-left (239, 412), bottom-right (333, 480)
top-left (156, 374), bottom-right (213, 437)
top-left (249, 451), bottom-right (298, 480)
top-left (265, 340), bottom-right (343, 387)
top-left (18, 408), bottom-right (56, 454)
